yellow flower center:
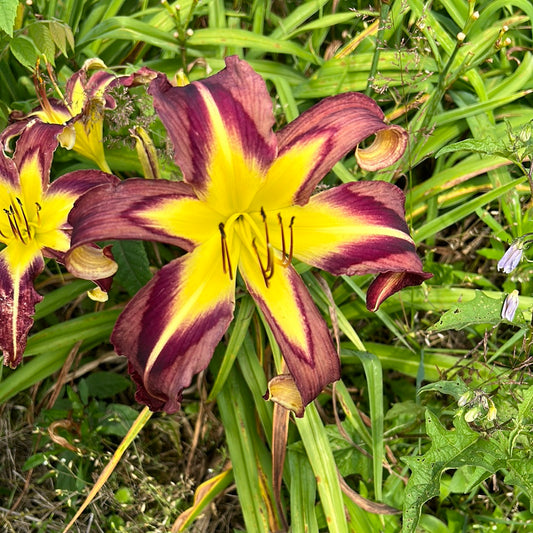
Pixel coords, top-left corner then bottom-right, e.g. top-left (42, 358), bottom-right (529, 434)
top-left (1, 197), bottom-right (40, 245)
top-left (218, 207), bottom-right (294, 287)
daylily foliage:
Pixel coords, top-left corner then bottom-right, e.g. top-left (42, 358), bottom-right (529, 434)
top-left (0, 120), bottom-right (117, 368)
top-left (67, 57), bottom-right (430, 414)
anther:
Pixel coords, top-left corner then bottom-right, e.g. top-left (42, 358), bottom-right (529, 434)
top-left (35, 202), bottom-right (41, 223)
top-left (219, 222), bottom-right (233, 280)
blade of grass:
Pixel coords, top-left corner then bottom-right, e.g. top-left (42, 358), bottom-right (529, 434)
top-left (295, 403), bottom-right (348, 533)
top-left (62, 406), bottom-right (153, 533)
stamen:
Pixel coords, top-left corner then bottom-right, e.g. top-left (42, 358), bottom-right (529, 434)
top-left (287, 216), bottom-right (295, 263)
top-left (35, 202), bottom-right (42, 223)
top-left (252, 238), bottom-right (274, 287)
top-left (260, 208), bottom-right (273, 276)
top-left (16, 197), bottom-right (31, 236)
top-left (219, 222), bottom-right (233, 280)
top-left (4, 208), bottom-right (25, 243)
top-left (278, 214), bottom-right (295, 266)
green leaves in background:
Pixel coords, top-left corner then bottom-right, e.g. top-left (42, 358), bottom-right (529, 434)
top-left (0, 0), bottom-right (18, 36)
top-left (110, 240), bottom-right (152, 297)
top-left (430, 290), bottom-right (527, 331)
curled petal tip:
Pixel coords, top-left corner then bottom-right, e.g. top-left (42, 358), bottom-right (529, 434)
top-left (87, 286), bottom-right (109, 302)
top-left (66, 244), bottom-right (118, 281)
top-left (356, 125), bottom-right (408, 171)
top-left (366, 270), bottom-right (433, 311)
top-left (264, 374), bottom-right (305, 417)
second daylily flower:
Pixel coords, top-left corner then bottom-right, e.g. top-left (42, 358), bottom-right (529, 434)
top-left (0, 120), bottom-right (117, 368)
top-left (3, 59), bottom-right (119, 172)
top-left (66, 57), bottom-right (431, 414)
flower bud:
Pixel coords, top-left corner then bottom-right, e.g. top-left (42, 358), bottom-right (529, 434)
top-left (501, 290), bottom-right (520, 321)
top-left (498, 242), bottom-right (524, 273)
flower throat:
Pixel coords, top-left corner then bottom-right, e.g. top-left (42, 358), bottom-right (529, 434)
top-left (218, 207), bottom-right (295, 287)
top-left (1, 197), bottom-right (40, 244)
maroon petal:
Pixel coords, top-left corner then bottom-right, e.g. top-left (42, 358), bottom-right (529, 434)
top-left (12, 121), bottom-right (64, 191)
top-left (67, 178), bottom-right (197, 253)
top-left (0, 255), bottom-right (44, 367)
top-left (148, 56), bottom-right (277, 197)
top-left (276, 93), bottom-right (408, 205)
top-left (111, 253), bottom-right (235, 413)
top-left (366, 270), bottom-right (433, 311)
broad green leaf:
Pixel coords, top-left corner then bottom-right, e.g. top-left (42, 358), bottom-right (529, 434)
top-left (99, 404), bottom-right (142, 437)
top-left (288, 450), bottom-right (319, 533)
top-left (188, 28), bottom-right (317, 62)
top-left (295, 404), bottom-right (348, 533)
top-left (436, 138), bottom-right (508, 159)
top-left (48, 20), bottom-right (75, 55)
top-left (0, 346), bottom-right (70, 404)
top-left (430, 290), bottom-right (526, 332)
top-left (0, 0), bottom-right (18, 36)
top-left (217, 364), bottom-right (274, 533)
top-left (28, 22), bottom-right (55, 63)
top-left (25, 309), bottom-right (120, 356)
top-left (83, 372), bottom-right (131, 399)
top-left (402, 411), bottom-right (503, 533)
top-left (418, 380), bottom-right (469, 401)
top-left (9, 34), bottom-right (39, 69)
top-left (111, 240), bottom-right (152, 296)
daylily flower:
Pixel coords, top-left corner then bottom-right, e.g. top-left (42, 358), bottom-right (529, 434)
top-left (66, 57), bottom-right (431, 414)
top-left (3, 59), bottom-right (120, 172)
top-left (0, 120), bottom-right (117, 368)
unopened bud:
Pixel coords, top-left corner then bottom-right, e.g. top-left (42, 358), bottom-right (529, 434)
top-left (458, 390), bottom-right (474, 407)
top-left (130, 126), bottom-right (161, 180)
top-left (465, 405), bottom-right (481, 422)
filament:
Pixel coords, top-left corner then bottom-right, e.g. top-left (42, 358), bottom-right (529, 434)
top-left (219, 222), bottom-right (233, 280)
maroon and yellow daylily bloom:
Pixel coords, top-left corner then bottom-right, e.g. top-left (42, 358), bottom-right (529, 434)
top-left (0, 120), bottom-right (117, 368)
top-left (4, 59), bottom-right (119, 172)
top-left (66, 57), bottom-right (430, 414)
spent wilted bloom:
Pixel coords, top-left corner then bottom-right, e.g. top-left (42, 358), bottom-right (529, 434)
top-left (2, 59), bottom-right (121, 172)
top-left (0, 120), bottom-right (117, 368)
top-left (66, 57), bottom-right (431, 414)
top-left (501, 289), bottom-right (520, 321)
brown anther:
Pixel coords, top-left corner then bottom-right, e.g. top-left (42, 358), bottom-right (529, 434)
top-left (219, 222), bottom-right (233, 280)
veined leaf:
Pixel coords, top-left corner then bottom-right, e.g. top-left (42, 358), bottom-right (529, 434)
top-left (0, 0), bottom-right (18, 37)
